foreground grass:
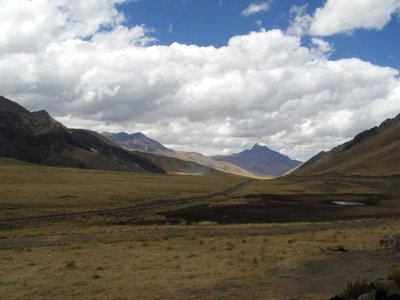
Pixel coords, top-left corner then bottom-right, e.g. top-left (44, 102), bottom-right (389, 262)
top-left (0, 158), bottom-right (243, 219)
top-left (1, 219), bottom-right (400, 299)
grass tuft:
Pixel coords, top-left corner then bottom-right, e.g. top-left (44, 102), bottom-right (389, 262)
top-left (65, 261), bottom-right (76, 269)
top-left (388, 266), bottom-right (400, 284)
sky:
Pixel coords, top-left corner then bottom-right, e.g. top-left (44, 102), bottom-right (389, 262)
top-left (0, 0), bottom-right (399, 160)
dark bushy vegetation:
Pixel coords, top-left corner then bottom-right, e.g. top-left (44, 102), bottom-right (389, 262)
top-left (331, 267), bottom-right (400, 300)
top-left (330, 278), bottom-right (372, 300)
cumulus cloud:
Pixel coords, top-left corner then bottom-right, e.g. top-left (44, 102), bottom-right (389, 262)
top-left (0, 0), bottom-right (127, 54)
top-left (241, 1), bottom-right (270, 16)
top-left (309, 0), bottom-right (400, 36)
top-left (0, 0), bottom-right (399, 160)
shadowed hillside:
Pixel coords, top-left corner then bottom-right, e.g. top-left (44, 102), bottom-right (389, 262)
top-left (0, 96), bottom-right (164, 173)
top-left (293, 113), bottom-right (400, 176)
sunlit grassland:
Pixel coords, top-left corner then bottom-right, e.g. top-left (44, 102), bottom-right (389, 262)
top-left (236, 174), bottom-right (400, 196)
top-left (0, 158), bottom-right (243, 219)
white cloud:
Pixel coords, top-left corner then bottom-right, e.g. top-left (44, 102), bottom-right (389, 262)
top-left (0, 1), bottom-right (399, 160)
top-left (311, 38), bottom-right (333, 55)
top-left (287, 4), bottom-right (313, 37)
top-left (91, 25), bottom-right (156, 48)
top-left (309, 0), bottom-right (400, 36)
top-left (0, 0), bottom-right (126, 54)
top-left (241, 1), bottom-right (270, 16)
top-left (167, 23), bottom-right (174, 34)
top-left (255, 20), bottom-right (263, 27)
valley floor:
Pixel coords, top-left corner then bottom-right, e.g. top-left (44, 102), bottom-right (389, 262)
top-left (1, 161), bottom-right (400, 299)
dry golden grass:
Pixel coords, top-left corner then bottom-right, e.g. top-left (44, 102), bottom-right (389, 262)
top-left (1, 219), bottom-right (400, 299)
top-left (388, 266), bottom-right (400, 284)
top-left (2, 157), bottom-right (400, 299)
top-left (0, 160), bottom-right (242, 219)
top-left (237, 175), bottom-right (400, 197)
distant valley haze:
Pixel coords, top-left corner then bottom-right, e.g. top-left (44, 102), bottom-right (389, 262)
top-left (0, 0), bottom-right (399, 161)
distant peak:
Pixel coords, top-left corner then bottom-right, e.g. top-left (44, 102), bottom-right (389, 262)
top-left (118, 132), bottom-right (130, 137)
top-left (251, 143), bottom-right (269, 151)
top-left (116, 132), bottom-right (145, 137)
top-left (133, 132), bottom-right (146, 137)
top-left (32, 110), bottom-right (51, 118)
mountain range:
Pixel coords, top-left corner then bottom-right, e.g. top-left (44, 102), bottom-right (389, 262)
top-left (103, 132), bottom-right (258, 177)
top-left (1, 95), bottom-right (399, 178)
top-left (102, 132), bottom-right (302, 177)
top-left (0, 96), bottom-right (224, 175)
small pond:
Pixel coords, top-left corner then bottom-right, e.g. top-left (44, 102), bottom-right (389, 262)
top-left (332, 201), bottom-right (365, 206)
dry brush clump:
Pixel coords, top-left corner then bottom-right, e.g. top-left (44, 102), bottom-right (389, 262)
top-left (332, 267), bottom-right (400, 300)
top-left (345, 279), bottom-right (373, 300)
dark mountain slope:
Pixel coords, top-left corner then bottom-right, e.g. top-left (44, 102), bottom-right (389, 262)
top-left (293, 113), bottom-right (400, 176)
top-left (0, 96), bottom-right (164, 173)
top-left (213, 144), bottom-right (302, 176)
